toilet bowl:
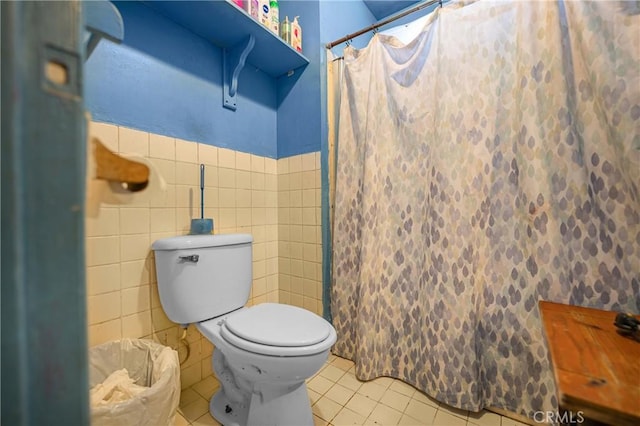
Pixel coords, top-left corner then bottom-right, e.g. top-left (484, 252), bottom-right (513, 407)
top-left (151, 234), bottom-right (336, 426)
top-left (197, 303), bottom-right (336, 426)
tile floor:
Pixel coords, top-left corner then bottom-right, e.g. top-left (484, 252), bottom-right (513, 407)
top-left (175, 354), bottom-right (531, 426)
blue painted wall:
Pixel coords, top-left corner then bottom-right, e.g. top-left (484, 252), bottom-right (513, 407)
top-left (277, 0), bottom-right (375, 158)
top-left (85, 1), bottom-right (278, 157)
top-left (376, 0), bottom-right (445, 38)
top-left (320, 0), bottom-right (376, 55)
top-left (276, 0), bottom-right (320, 158)
top-left (317, 0), bottom-right (376, 161)
top-left (85, 1), bottom-right (377, 159)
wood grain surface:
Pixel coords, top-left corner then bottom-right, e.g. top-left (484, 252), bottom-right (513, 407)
top-left (539, 301), bottom-right (640, 426)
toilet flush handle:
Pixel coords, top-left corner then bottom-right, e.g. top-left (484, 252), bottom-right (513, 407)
top-left (178, 255), bottom-right (199, 263)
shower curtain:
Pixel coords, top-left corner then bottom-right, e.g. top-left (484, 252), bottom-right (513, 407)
top-left (331, 0), bottom-right (639, 418)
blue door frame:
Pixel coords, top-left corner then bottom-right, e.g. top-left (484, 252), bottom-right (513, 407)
top-left (1, 1), bottom-right (89, 424)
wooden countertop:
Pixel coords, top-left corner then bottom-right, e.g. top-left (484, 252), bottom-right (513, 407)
top-left (539, 301), bottom-right (640, 426)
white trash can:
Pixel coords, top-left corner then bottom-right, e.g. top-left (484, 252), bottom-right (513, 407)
top-left (89, 338), bottom-right (180, 426)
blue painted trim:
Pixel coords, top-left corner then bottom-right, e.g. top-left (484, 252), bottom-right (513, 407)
top-left (319, 47), bottom-right (333, 323)
top-left (2, 2), bottom-right (89, 424)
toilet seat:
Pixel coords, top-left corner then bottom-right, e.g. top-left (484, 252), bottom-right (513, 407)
top-left (200, 303), bottom-right (334, 357)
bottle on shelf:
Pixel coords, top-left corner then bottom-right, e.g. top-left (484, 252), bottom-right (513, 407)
top-left (280, 16), bottom-right (291, 45)
top-left (259, 0), bottom-right (270, 28)
top-left (269, 0), bottom-right (279, 34)
top-left (245, 0), bottom-right (259, 20)
top-left (291, 16), bottom-right (302, 53)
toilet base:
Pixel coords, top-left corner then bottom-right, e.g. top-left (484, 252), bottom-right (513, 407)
top-left (210, 391), bottom-right (248, 426)
top-left (210, 382), bottom-right (313, 426)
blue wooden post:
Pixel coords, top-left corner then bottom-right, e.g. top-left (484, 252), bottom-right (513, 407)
top-left (1, 1), bottom-right (89, 424)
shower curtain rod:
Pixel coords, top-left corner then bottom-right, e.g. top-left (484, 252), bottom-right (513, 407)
top-left (326, 0), bottom-right (441, 49)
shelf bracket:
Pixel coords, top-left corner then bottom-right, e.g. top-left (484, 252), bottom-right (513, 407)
top-left (223, 35), bottom-right (255, 111)
top-left (84, 0), bottom-right (124, 60)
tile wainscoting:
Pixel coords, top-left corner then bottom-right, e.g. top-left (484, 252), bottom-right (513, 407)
top-left (86, 121), bottom-right (322, 389)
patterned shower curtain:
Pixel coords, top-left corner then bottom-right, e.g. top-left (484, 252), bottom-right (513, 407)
top-left (331, 0), bottom-right (639, 418)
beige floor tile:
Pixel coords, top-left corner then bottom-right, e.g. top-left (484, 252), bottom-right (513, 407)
top-left (357, 381), bottom-right (388, 402)
top-left (180, 387), bottom-right (202, 407)
top-left (192, 412), bottom-right (221, 426)
top-left (181, 395), bottom-right (210, 422)
top-left (388, 380), bottom-right (416, 398)
top-left (398, 413), bottom-right (431, 426)
top-left (379, 389), bottom-right (411, 412)
top-left (321, 364), bottom-right (348, 382)
top-left (345, 394), bottom-right (378, 418)
top-left (411, 391), bottom-right (440, 409)
top-left (192, 376), bottom-right (219, 400)
top-left (309, 374), bottom-right (335, 395)
top-left (176, 356), bottom-right (518, 426)
top-left (333, 407), bottom-right (368, 425)
top-left (332, 356), bottom-right (355, 371)
top-left (308, 370), bottom-right (322, 382)
top-left (433, 409), bottom-right (467, 426)
top-left (326, 383), bottom-right (357, 406)
top-left (313, 396), bottom-right (343, 422)
top-left (338, 372), bottom-right (364, 392)
top-left (467, 410), bottom-right (502, 426)
top-left (174, 411), bottom-right (190, 426)
top-left (404, 399), bottom-right (438, 424)
top-left (308, 388), bottom-right (323, 404)
top-left (367, 403), bottom-right (403, 425)
top-left (369, 376), bottom-right (395, 389)
top-left (500, 417), bottom-right (531, 426)
top-left (436, 402), bottom-right (469, 420)
top-left (314, 414), bottom-right (330, 426)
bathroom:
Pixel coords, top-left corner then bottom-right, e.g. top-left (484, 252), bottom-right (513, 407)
top-left (2, 1), bottom-right (638, 425)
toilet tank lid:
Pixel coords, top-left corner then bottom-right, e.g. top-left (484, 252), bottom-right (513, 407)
top-left (151, 234), bottom-right (252, 250)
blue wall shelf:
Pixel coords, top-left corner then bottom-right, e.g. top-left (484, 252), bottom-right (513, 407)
top-left (143, 0), bottom-right (309, 77)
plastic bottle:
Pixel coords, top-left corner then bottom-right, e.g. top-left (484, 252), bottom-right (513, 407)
top-left (259, 0), bottom-right (270, 28)
top-left (291, 16), bottom-right (302, 53)
top-left (246, 0), bottom-right (259, 20)
top-left (269, 0), bottom-right (279, 34)
top-left (280, 16), bottom-right (291, 45)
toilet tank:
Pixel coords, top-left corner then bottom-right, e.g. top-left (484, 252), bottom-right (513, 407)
top-left (151, 234), bottom-right (252, 324)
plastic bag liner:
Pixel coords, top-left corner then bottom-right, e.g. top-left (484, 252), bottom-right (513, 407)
top-left (89, 338), bottom-right (180, 426)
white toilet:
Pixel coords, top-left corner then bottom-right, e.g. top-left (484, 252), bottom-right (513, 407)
top-left (151, 234), bottom-right (336, 426)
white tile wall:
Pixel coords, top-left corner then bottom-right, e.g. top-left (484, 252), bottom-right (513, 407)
top-left (86, 122), bottom-right (321, 389)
